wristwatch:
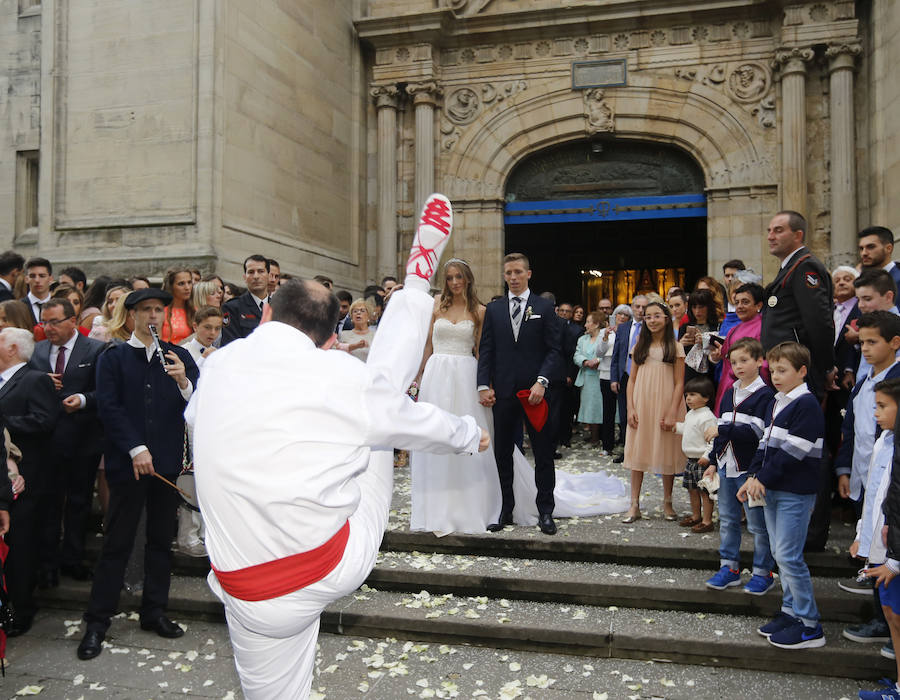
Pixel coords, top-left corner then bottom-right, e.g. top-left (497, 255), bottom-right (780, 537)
top-left (536, 377), bottom-right (549, 388)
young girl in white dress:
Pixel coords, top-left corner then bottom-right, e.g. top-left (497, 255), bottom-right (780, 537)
top-left (410, 260), bottom-right (629, 536)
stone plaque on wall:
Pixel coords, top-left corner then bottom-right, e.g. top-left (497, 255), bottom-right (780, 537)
top-left (55, 0), bottom-right (197, 228)
top-left (572, 59), bottom-right (627, 89)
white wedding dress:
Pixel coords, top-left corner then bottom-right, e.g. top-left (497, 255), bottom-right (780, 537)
top-left (410, 318), bottom-right (629, 535)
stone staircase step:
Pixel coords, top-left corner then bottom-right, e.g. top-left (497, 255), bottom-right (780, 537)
top-left (37, 577), bottom-right (892, 681)
top-left (381, 523), bottom-right (859, 577)
top-left (321, 588), bottom-right (891, 681)
top-left (370, 552), bottom-right (875, 623)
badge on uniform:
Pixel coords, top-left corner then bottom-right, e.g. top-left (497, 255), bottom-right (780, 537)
top-left (767, 296), bottom-right (778, 307)
top-left (222, 313), bottom-right (230, 325)
top-left (805, 272), bottom-right (820, 288)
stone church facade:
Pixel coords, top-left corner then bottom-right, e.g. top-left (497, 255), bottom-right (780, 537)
top-left (1, 0), bottom-right (898, 300)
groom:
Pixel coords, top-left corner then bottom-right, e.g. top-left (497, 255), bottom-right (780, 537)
top-left (477, 253), bottom-right (562, 535)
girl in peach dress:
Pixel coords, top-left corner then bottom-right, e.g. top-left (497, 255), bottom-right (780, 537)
top-left (622, 298), bottom-right (686, 523)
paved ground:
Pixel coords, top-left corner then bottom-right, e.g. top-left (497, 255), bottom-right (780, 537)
top-left (3, 608), bottom-right (872, 700)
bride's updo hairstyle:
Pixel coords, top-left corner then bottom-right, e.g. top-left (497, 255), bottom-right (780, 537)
top-left (439, 258), bottom-right (483, 335)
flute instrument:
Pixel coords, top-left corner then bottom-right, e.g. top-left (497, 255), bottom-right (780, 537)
top-left (147, 324), bottom-right (169, 369)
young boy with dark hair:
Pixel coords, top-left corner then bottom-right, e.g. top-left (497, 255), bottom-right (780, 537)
top-left (857, 378), bottom-right (900, 699)
top-left (737, 341), bottom-right (825, 649)
top-left (674, 376), bottom-right (717, 533)
top-left (836, 312), bottom-right (900, 646)
top-left (702, 338), bottom-right (776, 594)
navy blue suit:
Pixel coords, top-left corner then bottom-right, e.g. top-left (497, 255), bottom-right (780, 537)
top-left (30, 333), bottom-right (107, 572)
top-left (477, 292), bottom-right (562, 516)
top-left (609, 318), bottom-right (638, 441)
top-left (221, 292), bottom-right (264, 346)
top-left (889, 263), bottom-right (900, 290)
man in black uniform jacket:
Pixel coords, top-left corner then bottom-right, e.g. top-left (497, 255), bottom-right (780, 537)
top-left (760, 210), bottom-right (835, 399)
top-left (221, 254), bottom-right (270, 346)
top-left (760, 210), bottom-right (835, 551)
top-left (0, 327), bottom-right (60, 636)
top-left (77, 288), bottom-right (199, 661)
top-left (30, 298), bottom-right (107, 584)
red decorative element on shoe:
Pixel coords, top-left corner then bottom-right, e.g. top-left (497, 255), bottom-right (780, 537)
top-left (407, 195), bottom-right (453, 281)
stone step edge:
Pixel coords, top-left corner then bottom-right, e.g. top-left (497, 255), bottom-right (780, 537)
top-left (366, 567), bottom-right (875, 624)
top-left (37, 580), bottom-right (891, 681)
top-left (320, 606), bottom-right (891, 682)
top-left (381, 532), bottom-right (858, 577)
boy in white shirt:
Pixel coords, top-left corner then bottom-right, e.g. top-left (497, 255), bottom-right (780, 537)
top-left (674, 377), bottom-right (717, 533)
top-left (181, 307), bottom-right (223, 368)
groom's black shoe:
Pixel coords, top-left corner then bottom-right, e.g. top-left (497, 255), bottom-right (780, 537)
top-left (538, 514), bottom-right (557, 535)
top-left (487, 512), bottom-right (513, 532)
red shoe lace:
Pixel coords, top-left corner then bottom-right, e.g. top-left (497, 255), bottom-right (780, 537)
top-left (408, 198), bottom-right (451, 279)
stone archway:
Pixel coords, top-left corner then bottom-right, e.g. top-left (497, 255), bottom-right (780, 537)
top-left (437, 73), bottom-right (778, 296)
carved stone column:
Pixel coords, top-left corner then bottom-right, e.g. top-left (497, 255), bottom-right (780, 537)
top-left (406, 82), bottom-right (442, 218)
top-left (775, 47), bottom-right (814, 215)
top-left (826, 42), bottom-right (862, 266)
top-left (371, 85), bottom-right (400, 281)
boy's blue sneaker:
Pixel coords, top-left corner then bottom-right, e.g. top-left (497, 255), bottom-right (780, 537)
top-left (744, 572), bottom-right (776, 596)
top-left (705, 566), bottom-right (741, 590)
top-left (843, 619), bottom-right (891, 643)
top-left (882, 642), bottom-right (896, 660)
top-left (757, 611), bottom-right (799, 638)
top-left (859, 678), bottom-right (900, 699)
top-left (768, 621), bottom-right (826, 649)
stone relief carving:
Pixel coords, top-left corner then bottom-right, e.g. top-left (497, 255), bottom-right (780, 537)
top-left (441, 0), bottom-right (497, 17)
top-left (774, 46), bottom-right (815, 69)
top-left (584, 88), bottom-right (615, 134)
top-left (727, 63), bottom-right (771, 103)
top-left (370, 84), bottom-right (400, 109)
top-left (441, 81), bottom-right (529, 149)
top-left (406, 81), bottom-right (443, 105)
top-left (672, 63), bottom-right (776, 129)
top-left (824, 41), bottom-right (863, 62)
top-left (709, 155), bottom-right (776, 188)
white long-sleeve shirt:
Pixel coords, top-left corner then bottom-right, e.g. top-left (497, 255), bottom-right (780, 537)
top-left (188, 319), bottom-right (480, 572)
top-left (675, 406), bottom-right (717, 459)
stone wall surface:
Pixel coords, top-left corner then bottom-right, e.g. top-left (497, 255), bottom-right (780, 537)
top-left (218, 0), bottom-right (366, 286)
top-left (0, 4), bottom-right (41, 247)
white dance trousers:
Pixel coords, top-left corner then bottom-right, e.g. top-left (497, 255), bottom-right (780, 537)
top-left (212, 281), bottom-right (433, 700)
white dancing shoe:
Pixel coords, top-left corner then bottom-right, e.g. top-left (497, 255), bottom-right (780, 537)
top-left (406, 193), bottom-right (453, 285)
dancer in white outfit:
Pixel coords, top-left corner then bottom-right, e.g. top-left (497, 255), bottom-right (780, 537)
top-left (411, 261), bottom-right (629, 536)
top-left (189, 195), bottom-right (489, 699)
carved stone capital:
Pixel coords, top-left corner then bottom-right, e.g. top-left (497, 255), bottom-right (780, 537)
top-left (370, 84), bottom-right (400, 109)
top-left (825, 41), bottom-right (862, 71)
top-left (406, 81), bottom-right (443, 106)
top-left (774, 46), bottom-right (815, 76)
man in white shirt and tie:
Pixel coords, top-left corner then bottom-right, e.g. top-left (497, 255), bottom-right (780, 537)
top-left (21, 257), bottom-right (54, 326)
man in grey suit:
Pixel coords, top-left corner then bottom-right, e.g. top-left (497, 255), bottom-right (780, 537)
top-left (30, 298), bottom-right (107, 585)
top-left (609, 295), bottom-right (647, 462)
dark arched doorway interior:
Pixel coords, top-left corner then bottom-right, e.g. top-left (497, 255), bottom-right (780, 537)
top-left (504, 139), bottom-right (707, 309)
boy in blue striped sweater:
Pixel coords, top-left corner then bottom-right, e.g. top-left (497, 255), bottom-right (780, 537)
top-left (738, 341), bottom-right (826, 649)
top-left (701, 338), bottom-right (776, 594)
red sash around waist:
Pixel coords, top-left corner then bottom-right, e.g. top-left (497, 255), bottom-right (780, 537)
top-left (211, 520), bottom-right (350, 602)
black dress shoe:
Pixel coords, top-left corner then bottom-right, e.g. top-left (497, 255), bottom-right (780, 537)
top-left (77, 628), bottom-right (104, 660)
top-left (38, 569), bottom-right (59, 590)
top-left (486, 512), bottom-right (514, 532)
top-left (538, 514), bottom-right (557, 535)
top-left (61, 563), bottom-right (93, 581)
top-left (612, 455), bottom-right (624, 463)
top-left (7, 616), bottom-right (33, 638)
top-left (553, 451), bottom-right (563, 459)
top-left (140, 615), bottom-right (184, 638)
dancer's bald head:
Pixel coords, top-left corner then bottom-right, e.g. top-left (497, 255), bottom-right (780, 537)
top-left (270, 279), bottom-right (340, 347)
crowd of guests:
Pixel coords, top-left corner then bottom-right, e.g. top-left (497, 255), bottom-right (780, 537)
top-left (3, 216), bottom-right (900, 696)
top-left (0, 251), bottom-right (394, 659)
top-left (543, 220), bottom-right (900, 696)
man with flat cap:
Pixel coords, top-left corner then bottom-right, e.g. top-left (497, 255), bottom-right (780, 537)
top-left (77, 287), bottom-right (200, 661)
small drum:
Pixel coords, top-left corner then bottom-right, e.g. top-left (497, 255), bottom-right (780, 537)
top-left (175, 470), bottom-right (200, 512)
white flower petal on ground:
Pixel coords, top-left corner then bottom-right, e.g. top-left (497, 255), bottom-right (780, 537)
top-left (158, 682), bottom-right (169, 689)
top-left (88, 683), bottom-right (106, 690)
top-left (204, 680), bottom-right (215, 687)
top-left (593, 693), bottom-right (609, 700)
top-left (72, 675), bottom-right (84, 686)
top-left (185, 650), bottom-right (199, 662)
top-left (15, 687), bottom-right (43, 696)
top-left (660, 678), bottom-right (676, 687)
top-left (525, 674), bottom-right (555, 688)
top-left (357, 680), bottom-right (370, 692)
top-left (509, 662), bottom-right (521, 671)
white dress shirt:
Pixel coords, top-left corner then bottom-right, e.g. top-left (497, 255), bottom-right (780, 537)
top-left (50, 331), bottom-right (86, 408)
top-left (26, 291), bottom-right (51, 323)
top-left (0, 362), bottom-right (26, 385)
top-left (779, 247), bottom-right (804, 269)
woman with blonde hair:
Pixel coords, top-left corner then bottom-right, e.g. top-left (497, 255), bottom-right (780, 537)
top-left (105, 294), bottom-right (135, 343)
top-left (192, 278), bottom-right (224, 310)
top-left (88, 284), bottom-right (130, 341)
top-left (339, 299), bottom-right (376, 361)
top-left (161, 266), bottom-right (195, 343)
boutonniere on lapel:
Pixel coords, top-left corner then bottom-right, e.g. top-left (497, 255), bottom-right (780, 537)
top-left (524, 306), bottom-right (540, 321)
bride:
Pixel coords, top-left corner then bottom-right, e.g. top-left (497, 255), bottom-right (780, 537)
top-left (409, 259), bottom-right (629, 536)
